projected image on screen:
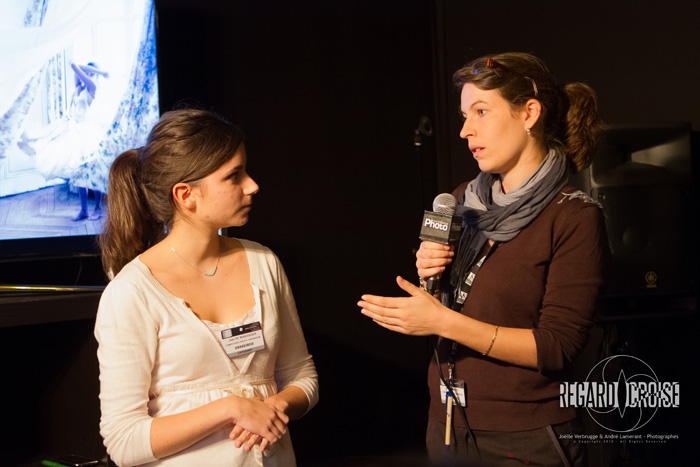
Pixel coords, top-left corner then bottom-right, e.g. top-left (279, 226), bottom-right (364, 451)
top-left (0, 0), bottom-right (159, 241)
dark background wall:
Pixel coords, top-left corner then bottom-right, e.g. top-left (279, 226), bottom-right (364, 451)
top-left (1, 0), bottom-right (698, 465)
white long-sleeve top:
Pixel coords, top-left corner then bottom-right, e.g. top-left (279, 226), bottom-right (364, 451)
top-left (95, 239), bottom-right (319, 467)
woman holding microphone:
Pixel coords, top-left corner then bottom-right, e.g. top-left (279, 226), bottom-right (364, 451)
top-left (359, 52), bottom-right (608, 466)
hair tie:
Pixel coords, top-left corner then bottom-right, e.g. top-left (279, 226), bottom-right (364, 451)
top-left (133, 147), bottom-right (146, 177)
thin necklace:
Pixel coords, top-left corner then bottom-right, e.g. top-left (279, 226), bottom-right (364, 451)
top-left (168, 240), bottom-right (221, 277)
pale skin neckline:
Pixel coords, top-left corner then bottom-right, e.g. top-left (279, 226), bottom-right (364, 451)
top-left (139, 237), bottom-right (255, 324)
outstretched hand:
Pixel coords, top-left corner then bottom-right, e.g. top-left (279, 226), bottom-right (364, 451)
top-left (358, 276), bottom-right (450, 336)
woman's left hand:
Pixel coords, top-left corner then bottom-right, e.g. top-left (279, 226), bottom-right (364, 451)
top-left (229, 397), bottom-right (289, 452)
top-left (358, 276), bottom-right (449, 336)
top-left (230, 428), bottom-right (266, 452)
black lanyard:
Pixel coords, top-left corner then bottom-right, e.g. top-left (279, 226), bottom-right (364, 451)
top-left (447, 241), bottom-right (498, 380)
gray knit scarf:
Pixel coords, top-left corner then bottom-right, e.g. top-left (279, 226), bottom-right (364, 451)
top-left (446, 149), bottom-right (568, 309)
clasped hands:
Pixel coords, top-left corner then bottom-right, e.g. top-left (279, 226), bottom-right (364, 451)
top-left (228, 395), bottom-right (289, 453)
top-left (358, 242), bottom-right (454, 336)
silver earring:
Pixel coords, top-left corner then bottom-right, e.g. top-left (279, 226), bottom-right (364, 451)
top-left (526, 128), bottom-right (531, 135)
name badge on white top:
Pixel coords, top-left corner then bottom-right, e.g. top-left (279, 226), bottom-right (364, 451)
top-left (220, 322), bottom-right (265, 358)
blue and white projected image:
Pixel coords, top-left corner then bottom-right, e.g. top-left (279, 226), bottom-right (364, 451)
top-left (0, 0), bottom-right (159, 240)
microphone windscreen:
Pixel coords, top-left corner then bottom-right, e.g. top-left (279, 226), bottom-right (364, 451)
top-left (432, 193), bottom-right (457, 216)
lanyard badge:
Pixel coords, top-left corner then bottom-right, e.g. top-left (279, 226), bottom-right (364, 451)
top-left (441, 341), bottom-right (466, 407)
top-left (440, 379), bottom-right (466, 407)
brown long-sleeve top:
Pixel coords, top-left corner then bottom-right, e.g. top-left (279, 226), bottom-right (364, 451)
top-left (428, 186), bottom-right (609, 431)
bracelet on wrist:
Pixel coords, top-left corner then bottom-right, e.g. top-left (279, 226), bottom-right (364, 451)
top-left (482, 325), bottom-right (499, 356)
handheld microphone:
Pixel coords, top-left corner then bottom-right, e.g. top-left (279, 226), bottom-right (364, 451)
top-left (419, 193), bottom-right (462, 294)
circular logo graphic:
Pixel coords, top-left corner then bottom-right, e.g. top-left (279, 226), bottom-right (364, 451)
top-left (585, 355), bottom-right (660, 432)
top-left (645, 271), bottom-right (658, 288)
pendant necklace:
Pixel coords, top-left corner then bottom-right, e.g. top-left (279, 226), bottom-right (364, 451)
top-left (168, 239), bottom-right (221, 277)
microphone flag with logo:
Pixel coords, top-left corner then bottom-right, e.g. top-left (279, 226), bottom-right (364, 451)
top-left (419, 193), bottom-right (462, 293)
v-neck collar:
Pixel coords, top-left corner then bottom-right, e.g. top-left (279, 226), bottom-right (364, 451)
top-left (130, 240), bottom-right (264, 375)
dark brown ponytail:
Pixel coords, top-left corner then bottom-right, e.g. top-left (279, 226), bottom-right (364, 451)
top-left (563, 82), bottom-right (604, 172)
top-left (99, 149), bottom-right (161, 276)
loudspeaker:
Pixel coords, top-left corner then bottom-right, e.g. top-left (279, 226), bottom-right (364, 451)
top-left (570, 123), bottom-right (696, 298)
